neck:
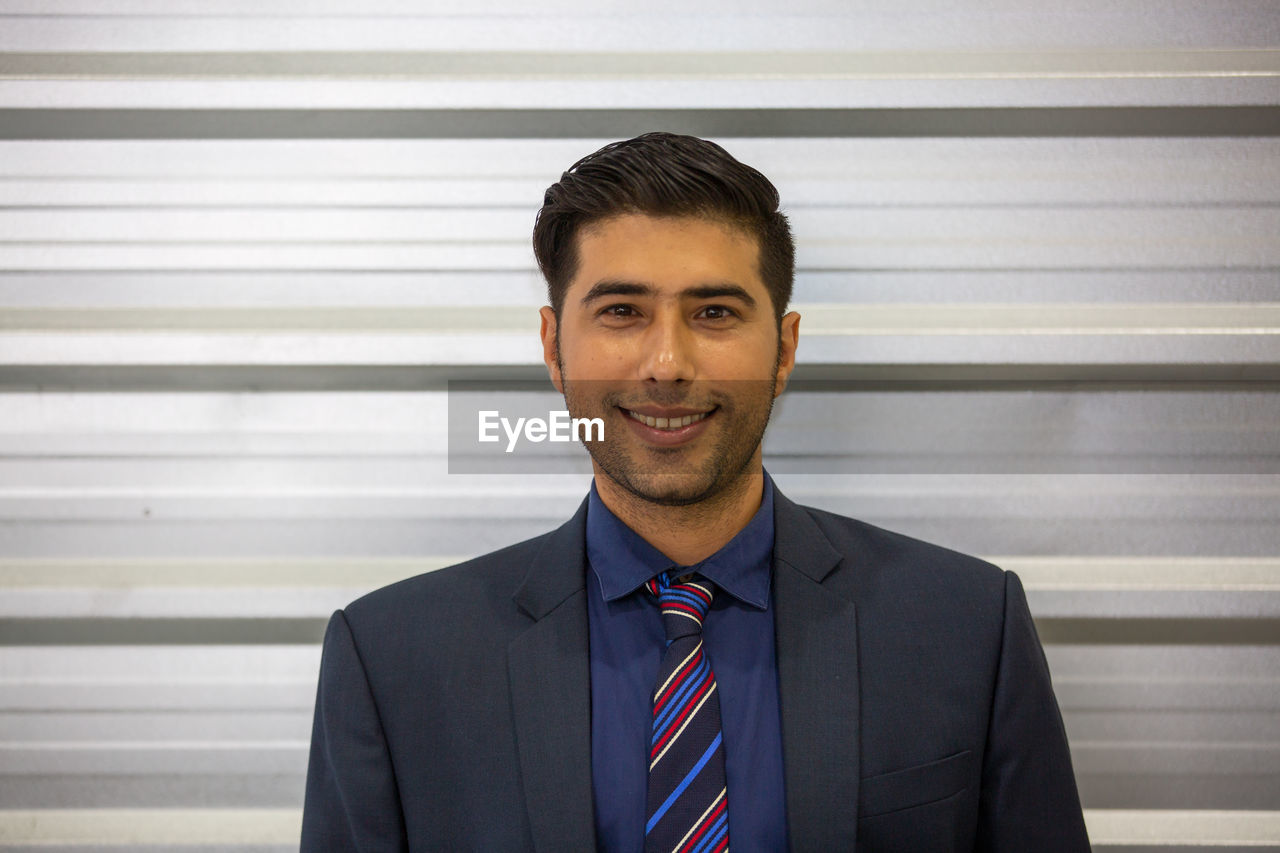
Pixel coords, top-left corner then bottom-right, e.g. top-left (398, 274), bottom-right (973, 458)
top-left (592, 458), bottom-right (766, 566)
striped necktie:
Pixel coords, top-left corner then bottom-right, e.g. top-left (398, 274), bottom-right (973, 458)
top-left (644, 571), bottom-right (729, 853)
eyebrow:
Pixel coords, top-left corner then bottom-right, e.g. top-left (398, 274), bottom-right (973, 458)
top-left (580, 280), bottom-right (652, 305)
top-left (684, 284), bottom-right (757, 308)
top-left (580, 280), bottom-right (757, 309)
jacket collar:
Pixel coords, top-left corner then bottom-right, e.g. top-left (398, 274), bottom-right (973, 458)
top-left (512, 496), bottom-right (589, 621)
top-left (772, 486), bottom-right (843, 584)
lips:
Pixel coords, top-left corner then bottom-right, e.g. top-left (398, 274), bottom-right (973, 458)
top-left (622, 409), bottom-right (711, 431)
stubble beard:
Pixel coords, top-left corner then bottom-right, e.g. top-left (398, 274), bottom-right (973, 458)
top-left (556, 349), bottom-right (779, 509)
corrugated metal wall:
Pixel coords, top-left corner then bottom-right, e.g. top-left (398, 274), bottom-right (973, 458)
top-left (0, 1), bottom-right (1277, 849)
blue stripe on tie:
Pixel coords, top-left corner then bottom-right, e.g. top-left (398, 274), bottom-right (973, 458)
top-left (689, 810), bottom-right (729, 853)
top-left (670, 584), bottom-right (711, 604)
top-left (664, 588), bottom-right (709, 611)
top-left (645, 732), bottom-right (723, 834)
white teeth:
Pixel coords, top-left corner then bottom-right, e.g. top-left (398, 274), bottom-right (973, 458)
top-left (627, 410), bottom-right (709, 430)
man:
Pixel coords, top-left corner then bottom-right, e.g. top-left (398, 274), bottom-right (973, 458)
top-left (302, 132), bottom-right (1091, 851)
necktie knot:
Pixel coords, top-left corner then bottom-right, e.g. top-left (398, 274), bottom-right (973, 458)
top-left (646, 570), bottom-right (714, 643)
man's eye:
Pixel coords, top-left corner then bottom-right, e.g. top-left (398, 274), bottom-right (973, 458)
top-left (698, 305), bottom-right (737, 321)
top-left (600, 304), bottom-right (636, 318)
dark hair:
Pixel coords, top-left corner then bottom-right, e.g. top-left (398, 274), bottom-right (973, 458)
top-left (533, 132), bottom-right (794, 321)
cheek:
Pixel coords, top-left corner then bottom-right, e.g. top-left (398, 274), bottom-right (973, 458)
top-left (561, 336), bottom-right (629, 378)
top-left (705, 341), bottom-right (776, 378)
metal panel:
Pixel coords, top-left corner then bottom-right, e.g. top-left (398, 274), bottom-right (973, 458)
top-left (0, 1), bottom-right (1277, 848)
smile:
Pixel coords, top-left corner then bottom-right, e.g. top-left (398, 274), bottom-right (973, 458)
top-left (622, 409), bottom-right (711, 430)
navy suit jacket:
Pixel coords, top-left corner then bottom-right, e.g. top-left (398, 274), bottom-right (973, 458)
top-left (302, 488), bottom-right (1090, 851)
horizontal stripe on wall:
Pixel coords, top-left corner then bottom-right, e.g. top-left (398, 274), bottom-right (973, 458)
top-left (1, 1), bottom-right (1274, 51)
top-left (2, 107), bottom-right (1279, 139)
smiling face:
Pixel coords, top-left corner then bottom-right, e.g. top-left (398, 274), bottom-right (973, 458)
top-left (540, 213), bottom-right (799, 508)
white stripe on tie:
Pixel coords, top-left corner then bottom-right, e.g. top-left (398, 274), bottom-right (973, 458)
top-left (667, 609), bottom-right (704, 626)
top-left (670, 787), bottom-right (727, 853)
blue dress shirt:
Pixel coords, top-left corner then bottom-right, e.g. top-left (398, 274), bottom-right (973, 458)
top-left (586, 475), bottom-right (788, 853)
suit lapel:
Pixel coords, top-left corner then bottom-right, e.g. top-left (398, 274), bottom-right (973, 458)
top-left (508, 499), bottom-right (596, 852)
top-left (773, 489), bottom-right (862, 850)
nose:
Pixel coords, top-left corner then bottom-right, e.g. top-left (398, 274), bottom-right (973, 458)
top-left (639, 309), bottom-right (695, 383)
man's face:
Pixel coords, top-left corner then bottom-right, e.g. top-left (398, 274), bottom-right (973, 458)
top-left (539, 213), bottom-right (800, 507)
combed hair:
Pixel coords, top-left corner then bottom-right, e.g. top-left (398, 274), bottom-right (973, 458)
top-left (532, 132), bottom-right (794, 321)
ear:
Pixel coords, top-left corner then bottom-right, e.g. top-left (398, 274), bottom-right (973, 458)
top-left (773, 311), bottom-right (800, 397)
top-left (539, 306), bottom-right (564, 394)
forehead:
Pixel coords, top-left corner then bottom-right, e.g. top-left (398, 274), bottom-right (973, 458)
top-left (570, 214), bottom-right (763, 293)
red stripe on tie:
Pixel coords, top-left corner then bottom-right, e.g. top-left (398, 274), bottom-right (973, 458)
top-left (679, 798), bottom-right (727, 853)
top-left (662, 601), bottom-right (705, 621)
top-left (708, 836), bottom-right (728, 853)
top-left (650, 673), bottom-right (714, 759)
top-left (653, 648), bottom-right (703, 715)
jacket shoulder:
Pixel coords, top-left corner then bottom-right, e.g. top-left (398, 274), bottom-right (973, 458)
top-left (342, 528), bottom-right (555, 632)
top-left (794, 501), bottom-right (1008, 605)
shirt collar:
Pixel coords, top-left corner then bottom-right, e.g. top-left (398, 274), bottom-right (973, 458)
top-left (585, 473), bottom-right (775, 610)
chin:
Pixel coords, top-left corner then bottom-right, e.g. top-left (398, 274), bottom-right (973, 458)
top-left (598, 451), bottom-right (747, 508)
top-left (625, 480), bottom-right (719, 507)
